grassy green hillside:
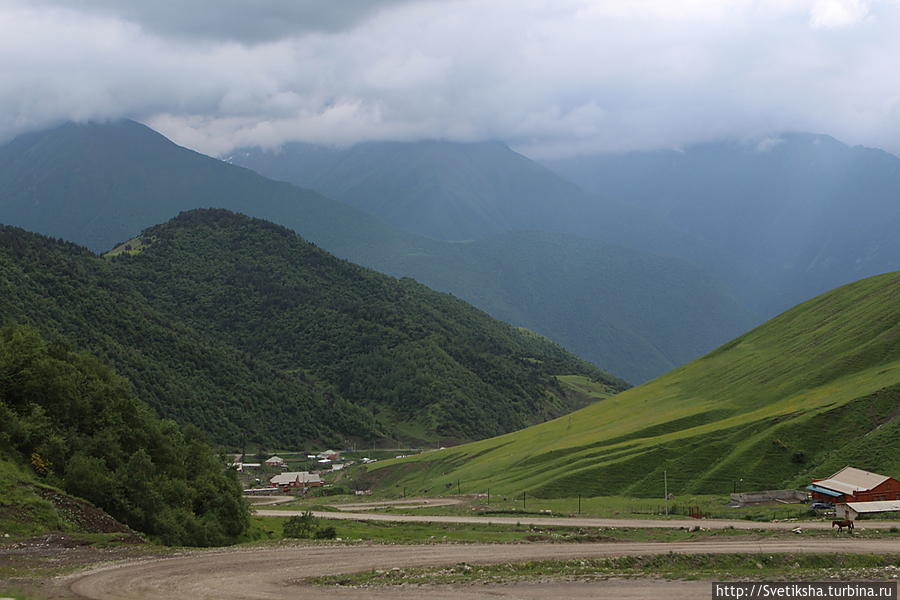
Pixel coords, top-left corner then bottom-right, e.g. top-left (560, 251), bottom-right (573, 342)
top-left (0, 459), bottom-right (68, 537)
top-left (365, 272), bottom-right (900, 497)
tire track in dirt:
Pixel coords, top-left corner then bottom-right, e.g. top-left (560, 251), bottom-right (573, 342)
top-left (66, 538), bottom-right (900, 600)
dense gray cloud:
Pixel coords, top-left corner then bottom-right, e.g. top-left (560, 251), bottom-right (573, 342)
top-left (27, 0), bottom-right (420, 42)
top-left (1, 0), bottom-right (899, 157)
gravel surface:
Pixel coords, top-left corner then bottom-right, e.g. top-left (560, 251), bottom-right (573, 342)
top-left (63, 538), bottom-right (900, 600)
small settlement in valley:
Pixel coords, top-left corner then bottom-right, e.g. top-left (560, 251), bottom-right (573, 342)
top-left (233, 449), bottom-right (368, 495)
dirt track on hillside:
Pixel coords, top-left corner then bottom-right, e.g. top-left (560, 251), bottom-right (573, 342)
top-left (326, 497), bottom-right (464, 511)
top-left (256, 508), bottom-right (899, 530)
top-left (65, 538), bottom-right (900, 600)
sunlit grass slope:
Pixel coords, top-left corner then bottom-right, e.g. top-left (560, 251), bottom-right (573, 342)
top-left (366, 272), bottom-right (899, 497)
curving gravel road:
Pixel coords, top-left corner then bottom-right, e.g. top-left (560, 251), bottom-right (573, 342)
top-left (65, 538), bottom-right (900, 600)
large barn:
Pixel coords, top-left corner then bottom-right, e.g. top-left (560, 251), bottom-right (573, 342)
top-left (807, 466), bottom-right (900, 504)
top-left (269, 471), bottom-right (323, 490)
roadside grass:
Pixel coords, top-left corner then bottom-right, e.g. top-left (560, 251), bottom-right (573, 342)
top-left (264, 493), bottom-right (851, 523)
top-left (0, 460), bottom-right (62, 537)
top-left (249, 516), bottom-right (552, 544)
top-left (0, 562), bottom-right (92, 580)
top-left (249, 516), bottom-right (900, 545)
top-left (307, 553), bottom-right (900, 587)
top-left (395, 495), bottom-right (815, 521)
top-left (0, 588), bottom-right (42, 600)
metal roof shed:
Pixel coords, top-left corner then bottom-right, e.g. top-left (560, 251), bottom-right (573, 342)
top-left (837, 500), bottom-right (900, 520)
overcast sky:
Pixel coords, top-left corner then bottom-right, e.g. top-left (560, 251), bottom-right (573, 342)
top-left (2, 0), bottom-right (899, 158)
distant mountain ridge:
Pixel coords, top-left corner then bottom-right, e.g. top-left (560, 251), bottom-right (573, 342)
top-left (0, 120), bottom-right (756, 383)
top-left (229, 140), bottom-right (591, 241)
top-left (228, 138), bottom-right (719, 269)
top-left (542, 133), bottom-right (900, 315)
top-left (234, 132), bottom-right (899, 319)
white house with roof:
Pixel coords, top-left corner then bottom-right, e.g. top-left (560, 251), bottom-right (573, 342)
top-left (269, 471), bottom-right (323, 490)
top-left (264, 455), bottom-right (286, 467)
top-left (837, 500), bottom-right (900, 520)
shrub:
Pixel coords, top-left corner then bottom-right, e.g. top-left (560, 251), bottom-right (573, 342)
top-left (314, 526), bottom-right (337, 539)
top-left (283, 511), bottom-right (317, 538)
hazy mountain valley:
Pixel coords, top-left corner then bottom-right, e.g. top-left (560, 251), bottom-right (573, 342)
top-left (1, 2), bottom-right (899, 595)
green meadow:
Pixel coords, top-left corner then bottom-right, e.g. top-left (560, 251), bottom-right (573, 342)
top-left (364, 272), bottom-right (900, 498)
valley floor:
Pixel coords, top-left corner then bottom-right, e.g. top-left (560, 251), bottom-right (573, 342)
top-left (258, 506), bottom-right (900, 531)
top-left (5, 498), bottom-right (897, 599)
top-left (57, 539), bottom-right (900, 600)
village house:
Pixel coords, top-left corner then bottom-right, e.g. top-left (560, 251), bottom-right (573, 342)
top-left (269, 471), bottom-right (323, 490)
top-left (264, 455), bottom-right (286, 467)
top-left (807, 466), bottom-right (900, 504)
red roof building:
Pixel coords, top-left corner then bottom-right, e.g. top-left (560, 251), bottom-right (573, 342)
top-left (807, 467), bottom-right (900, 504)
top-left (269, 471), bottom-right (323, 489)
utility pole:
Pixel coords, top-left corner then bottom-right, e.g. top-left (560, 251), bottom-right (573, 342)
top-left (578, 494), bottom-right (581, 514)
top-left (457, 479), bottom-right (461, 496)
top-left (522, 491), bottom-right (526, 510)
top-left (664, 469), bottom-right (668, 516)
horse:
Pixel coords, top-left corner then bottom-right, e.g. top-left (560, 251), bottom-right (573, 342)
top-left (832, 519), bottom-right (854, 531)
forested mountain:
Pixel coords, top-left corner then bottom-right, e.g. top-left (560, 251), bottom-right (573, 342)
top-left (384, 231), bottom-right (752, 381)
top-left (543, 134), bottom-right (900, 315)
top-left (0, 224), bottom-right (378, 447)
top-left (0, 211), bottom-right (621, 446)
top-left (0, 121), bottom-right (756, 383)
top-left (369, 272), bottom-right (900, 497)
top-left (0, 325), bottom-right (248, 546)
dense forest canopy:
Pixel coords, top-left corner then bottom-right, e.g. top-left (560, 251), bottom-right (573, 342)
top-left (0, 210), bottom-right (622, 447)
top-left (0, 324), bottom-right (249, 546)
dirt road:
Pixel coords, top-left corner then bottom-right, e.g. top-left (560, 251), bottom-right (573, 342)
top-left (243, 496), bottom-right (462, 510)
top-left (243, 495), bottom-right (294, 506)
top-left (256, 508), bottom-right (898, 530)
top-left (65, 538), bottom-right (899, 600)
top-left (326, 498), bottom-right (463, 511)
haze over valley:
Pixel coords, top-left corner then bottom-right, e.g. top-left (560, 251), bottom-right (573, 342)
top-left (0, 1), bottom-right (898, 597)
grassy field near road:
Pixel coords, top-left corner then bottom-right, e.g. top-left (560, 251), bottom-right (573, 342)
top-left (257, 493), bottom-right (865, 523)
top-left (249, 515), bottom-right (900, 545)
top-left (307, 553), bottom-right (900, 587)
